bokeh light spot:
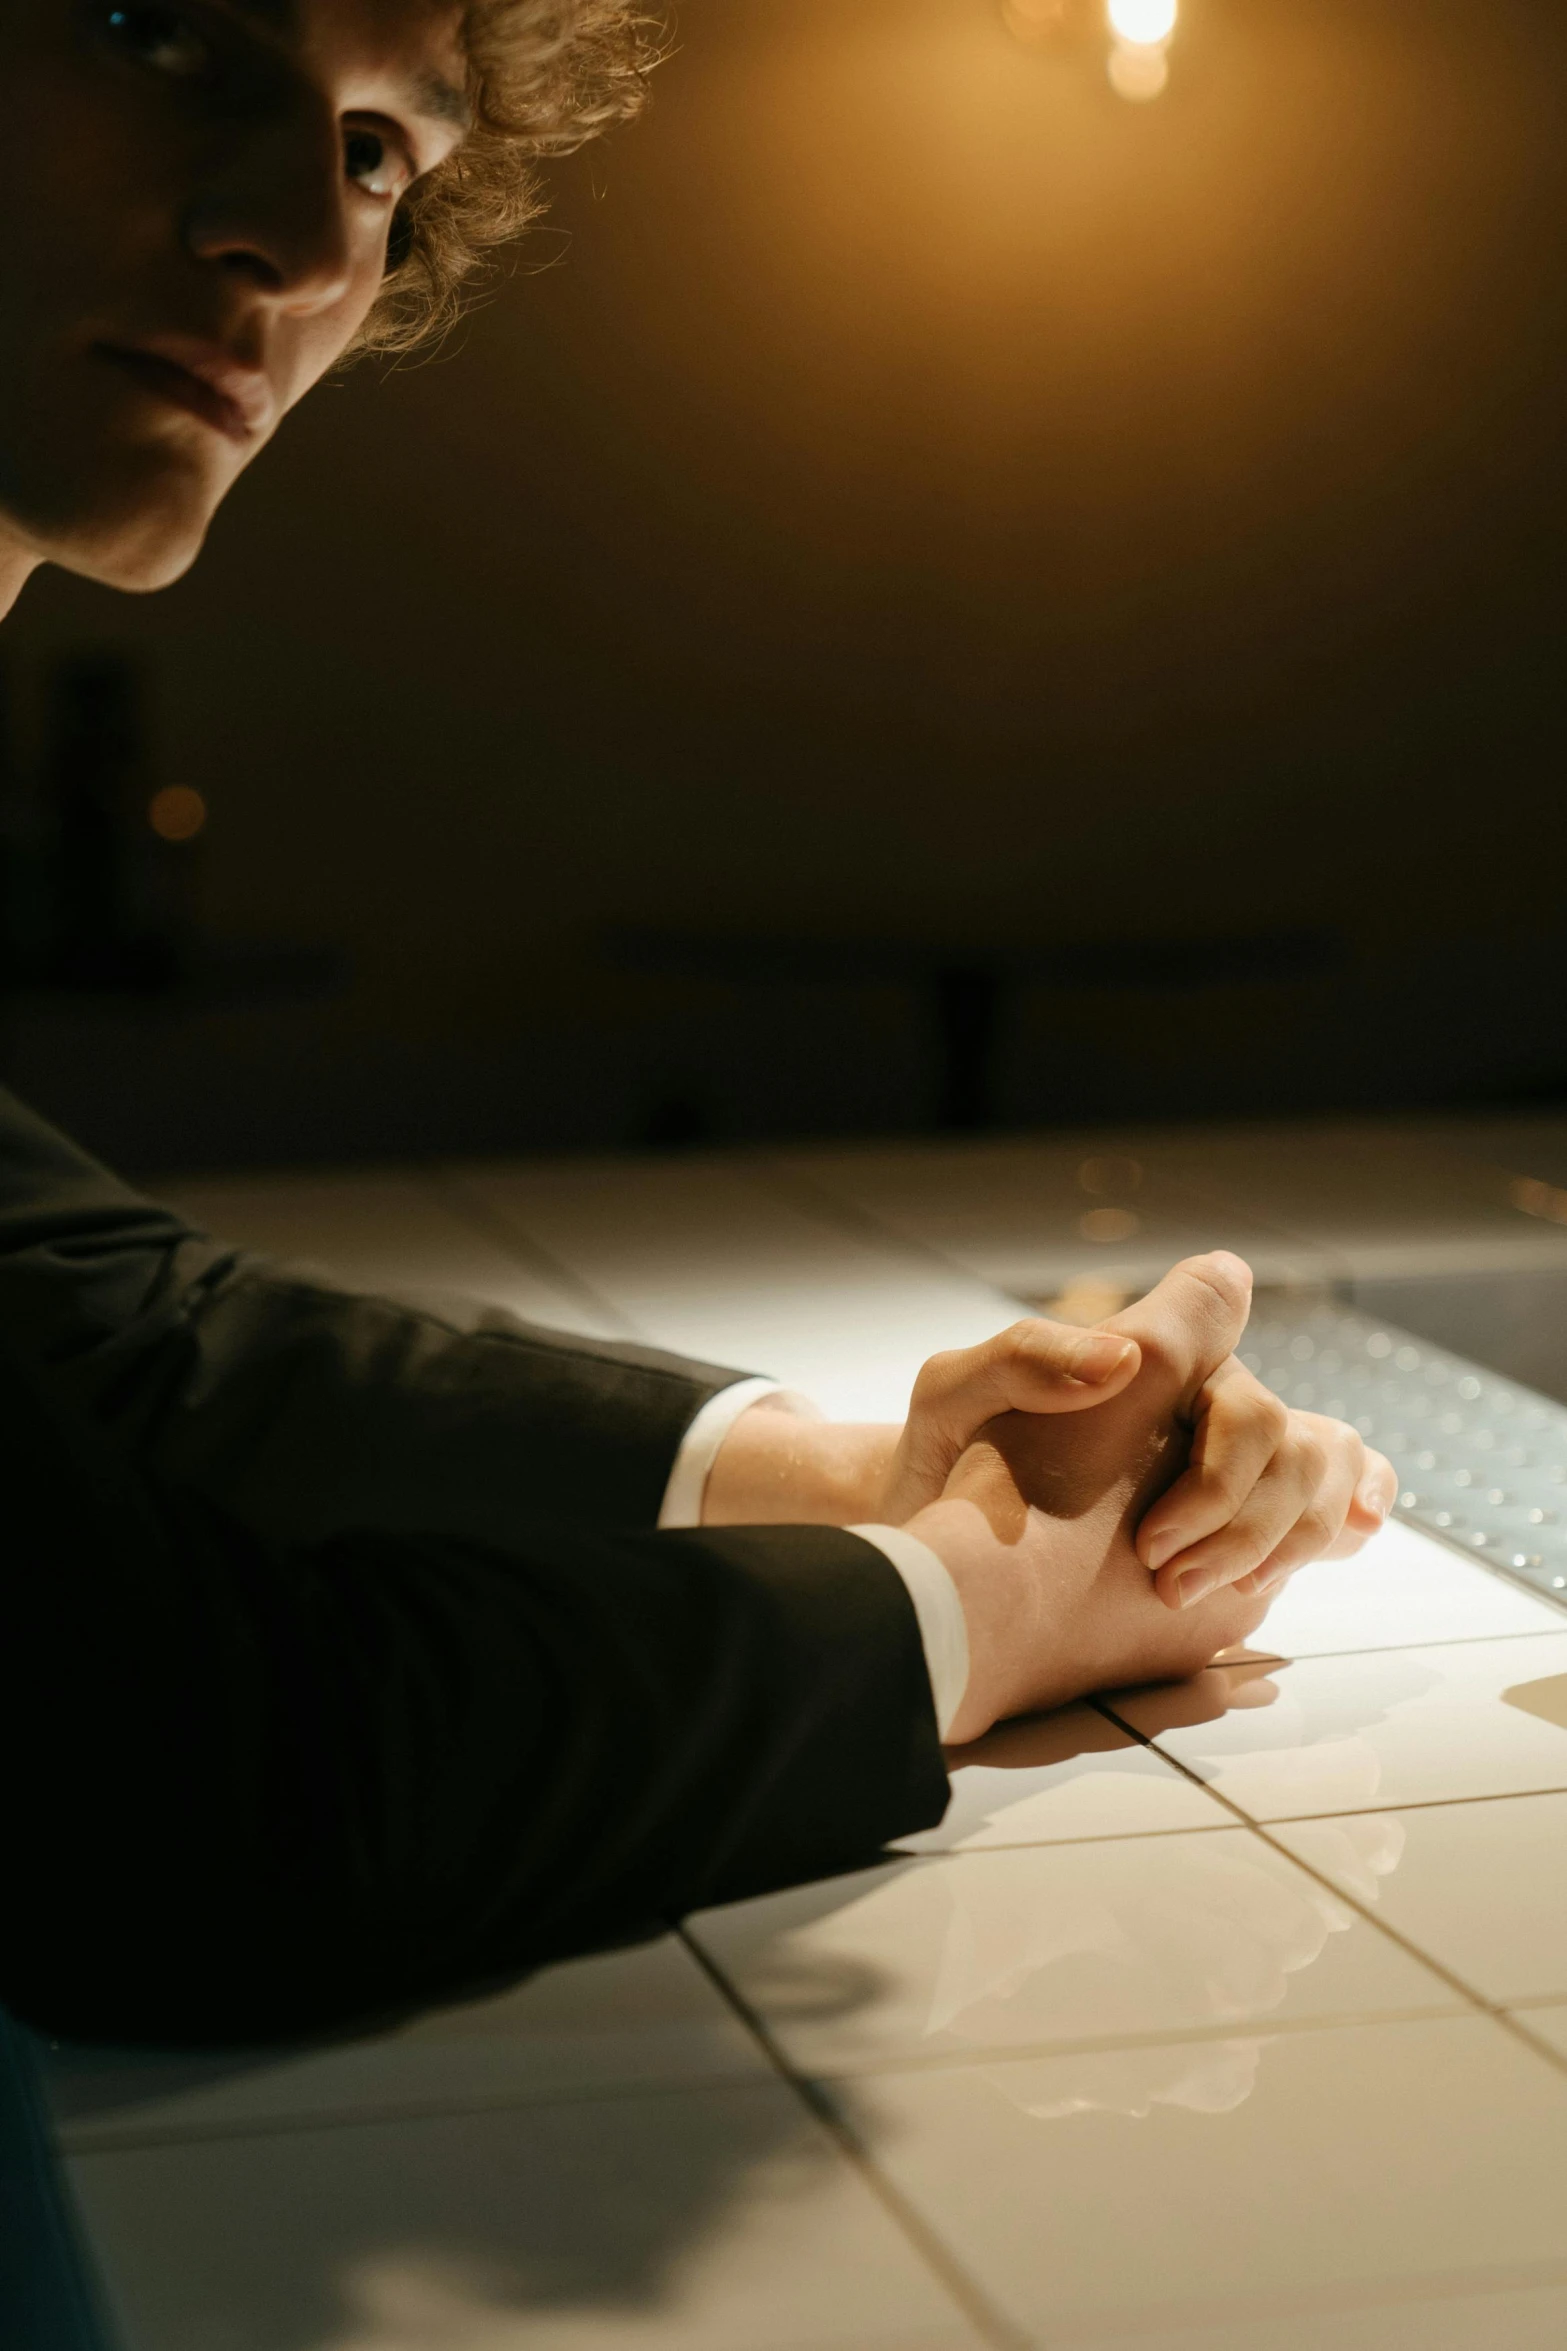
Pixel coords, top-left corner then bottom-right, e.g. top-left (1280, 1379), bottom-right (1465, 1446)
top-left (148, 785), bottom-right (207, 843)
top-left (1078, 1206), bottom-right (1143, 1243)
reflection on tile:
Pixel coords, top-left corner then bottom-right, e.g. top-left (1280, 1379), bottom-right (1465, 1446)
top-left (1255, 1520), bottom-right (1565, 1659)
top-left (446, 1159), bottom-right (1019, 1418)
top-left (67, 2081), bottom-right (984, 2351)
top-left (1106, 1632), bottom-right (1567, 1820)
top-left (690, 1832), bottom-right (1453, 2075)
top-left (1275, 1791), bottom-right (1567, 2007)
top-left (829, 2017), bottom-right (1567, 2344)
top-left (897, 1703), bottom-right (1235, 1853)
top-left (45, 1938), bottom-right (766, 2151)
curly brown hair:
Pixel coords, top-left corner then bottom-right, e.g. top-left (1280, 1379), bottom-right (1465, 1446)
top-left (351, 0), bottom-right (661, 360)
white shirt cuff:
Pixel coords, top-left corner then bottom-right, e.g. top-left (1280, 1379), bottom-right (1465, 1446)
top-left (849, 1524), bottom-right (970, 1741)
top-left (659, 1388), bottom-right (970, 1742)
top-left (658, 1379), bottom-right (800, 1529)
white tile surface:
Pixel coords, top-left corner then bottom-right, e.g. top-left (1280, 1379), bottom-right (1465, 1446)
top-left (1252, 1519), bottom-right (1566, 1659)
top-left (447, 1158), bottom-right (1022, 1417)
top-left (1072, 2285), bottom-right (1567, 2351)
top-left (97, 1132), bottom-right (1567, 2349)
top-left (1519, 2005), bottom-right (1567, 2060)
top-left (898, 1701), bottom-right (1235, 1853)
top-left (44, 1938), bottom-right (764, 2152)
top-left (1274, 1791), bottom-right (1567, 2008)
top-left (166, 1170), bottom-right (618, 1335)
top-left (67, 2081), bottom-right (986, 2351)
top-left (1105, 1631), bottom-right (1567, 1820)
top-left (826, 2016), bottom-right (1567, 2344)
top-left (777, 1137), bottom-right (1328, 1297)
top-left (690, 1834), bottom-right (1455, 2075)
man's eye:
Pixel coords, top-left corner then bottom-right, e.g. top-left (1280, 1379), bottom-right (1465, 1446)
top-left (344, 127), bottom-right (410, 201)
top-left (102, 3), bottom-right (211, 77)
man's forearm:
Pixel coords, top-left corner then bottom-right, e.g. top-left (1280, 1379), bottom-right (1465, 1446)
top-left (702, 1404), bottom-right (900, 1526)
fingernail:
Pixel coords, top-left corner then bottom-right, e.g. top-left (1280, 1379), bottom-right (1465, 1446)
top-left (1143, 1528), bottom-right (1183, 1573)
top-left (1362, 1488), bottom-right (1390, 1523)
top-left (1176, 1566), bottom-right (1223, 1609)
top-left (1070, 1334), bottom-right (1135, 1384)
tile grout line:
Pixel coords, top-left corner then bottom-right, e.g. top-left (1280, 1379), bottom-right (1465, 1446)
top-left (672, 1997), bottom-right (1473, 2090)
top-left (895, 1821), bottom-right (1241, 1855)
top-left (1085, 1700), bottom-right (1567, 2077)
top-left (1200, 1780), bottom-right (1567, 1827)
top-left (420, 1165), bottom-right (646, 1339)
top-left (1488, 2009), bottom-right (1567, 2075)
top-left (70, 1980), bottom-right (1544, 2156)
top-left (676, 1925), bottom-right (1031, 2351)
top-left (748, 1157), bottom-right (1029, 1305)
top-left (51, 2064), bottom-right (793, 2158)
top-left (1247, 1624), bottom-right (1567, 1661)
top-left (902, 1777), bottom-right (1567, 1850)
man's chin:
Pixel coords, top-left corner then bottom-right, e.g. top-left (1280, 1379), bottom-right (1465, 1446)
top-left (41, 493), bottom-right (214, 594)
top-left (0, 440), bottom-right (226, 595)
top-left (63, 523), bottom-right (208, 595)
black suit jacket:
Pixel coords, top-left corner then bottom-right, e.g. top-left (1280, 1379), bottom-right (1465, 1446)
top-left (0, 1090), bottom-right (948, 2046)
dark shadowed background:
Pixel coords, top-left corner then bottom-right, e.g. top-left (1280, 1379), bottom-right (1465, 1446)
top-left (3, 0), bottom-right (1566, 1170)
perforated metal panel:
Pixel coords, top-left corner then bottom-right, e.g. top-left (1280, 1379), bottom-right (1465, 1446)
top-left (1245, 1302), bottom-right (1567, 1612)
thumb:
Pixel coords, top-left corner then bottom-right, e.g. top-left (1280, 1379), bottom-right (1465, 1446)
top-left (910, 1319), bottom-right (1143, 1445)
top-left (1100, 1251), bottom-right (1254, 1414)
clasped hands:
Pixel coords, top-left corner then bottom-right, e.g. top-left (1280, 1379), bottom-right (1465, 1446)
top-left (704, 1250), bottom-right (1395, 1747)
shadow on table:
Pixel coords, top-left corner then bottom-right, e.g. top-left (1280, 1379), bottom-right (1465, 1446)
top-left (56, 2077), bottom-right (840, 2351)
top-left (31, 1944), bottom-right (873, 2347)
top-left (27, 1664), bottom-right (1434, 2347)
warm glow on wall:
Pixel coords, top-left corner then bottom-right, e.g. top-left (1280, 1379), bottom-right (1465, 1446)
top-left (1002, 0), bottom-right (1180, 103)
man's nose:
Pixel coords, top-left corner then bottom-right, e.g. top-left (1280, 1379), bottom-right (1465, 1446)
top-left (182, 107), bottom-right (355, 317)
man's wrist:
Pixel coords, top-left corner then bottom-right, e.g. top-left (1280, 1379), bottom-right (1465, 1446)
top-left (702, 1408), bottom-right (899, 1527)
top-left (903, 1498), bottom-right (1030, 1745)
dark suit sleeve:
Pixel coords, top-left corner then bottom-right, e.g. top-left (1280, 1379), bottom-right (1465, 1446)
top-left (0, 1091), bottom-right (951, 2046)
top-left (0, 1087), bottom-right (762, 1539)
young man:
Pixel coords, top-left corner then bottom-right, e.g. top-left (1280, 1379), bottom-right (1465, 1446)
top-left (0, 0), bottom-right (1394, 2046)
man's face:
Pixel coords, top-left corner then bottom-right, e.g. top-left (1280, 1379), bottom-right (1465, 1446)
top-left (0, 0), bottom-right (469, 591)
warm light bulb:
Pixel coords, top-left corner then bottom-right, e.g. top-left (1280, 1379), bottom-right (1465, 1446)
top-left (1107, 0), bottom-right (1177, 45)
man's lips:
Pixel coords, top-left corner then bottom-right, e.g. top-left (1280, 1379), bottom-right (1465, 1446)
top-left (92, 339), bottom-right (275, 444)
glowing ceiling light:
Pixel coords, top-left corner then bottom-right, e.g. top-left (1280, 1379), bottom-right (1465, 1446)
top-left (1107, 0), bottom-right (1178, 44)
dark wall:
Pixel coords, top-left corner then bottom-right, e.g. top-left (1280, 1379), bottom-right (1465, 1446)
top-left (5, 0), bottom-right (1567, 1166)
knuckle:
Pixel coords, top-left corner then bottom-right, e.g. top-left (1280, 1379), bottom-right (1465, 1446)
top-left (1252, 1391), bottom-right (1289, 1444)
top-left (1319, 1413), bottom-right (1365, 1464)
top-left (1289, 1430), bottom-right (1330, 1490)
top-left (1295, 1505), bottom-right (1337, 1554)
top-left (912, 1349), bottom-right (962, 1405)
top-left (1134, 1324), bottom-right (1180, 1383)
